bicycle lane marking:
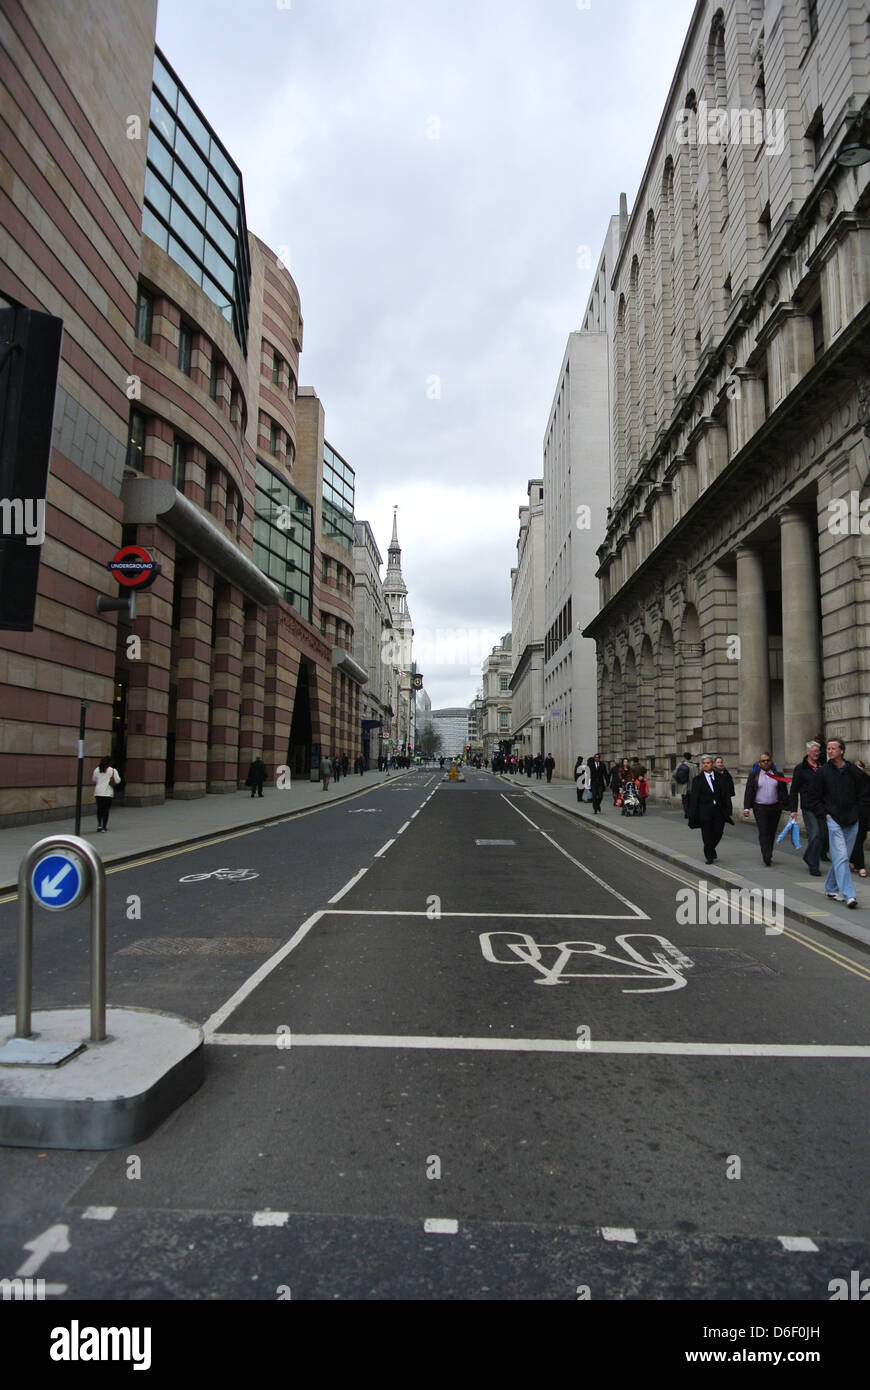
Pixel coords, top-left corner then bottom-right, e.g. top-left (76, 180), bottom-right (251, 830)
top-left (500, 794), bottom-right (650, 920)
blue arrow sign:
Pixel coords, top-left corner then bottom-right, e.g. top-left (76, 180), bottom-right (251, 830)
top-left (31, 853), bottom-right (84, 909)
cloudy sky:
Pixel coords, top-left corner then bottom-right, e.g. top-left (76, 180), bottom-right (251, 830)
top-left (156, 0), bottom-right (695, 708)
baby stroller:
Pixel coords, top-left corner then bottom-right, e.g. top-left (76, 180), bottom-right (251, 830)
top-left (621, 779), bottom-right (642, 816)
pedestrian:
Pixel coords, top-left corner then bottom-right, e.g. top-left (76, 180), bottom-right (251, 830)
top-left (788, 741), bottom-right (827, 877)
top-left (333, 755), bottom-right (341, 784)
top-left (588, 753), bottom-right (608, 814)
top-left (574, 756), bottom-right (589, 803)
top-left (544, 753), bottom-right (555, 783)
top-left (636, 769), bottom-right (649, 815)
top-left (743, 751), bottom-right (789, 866)
top-left (245, 756), bottom-right (267, 799)
top-left (674, 752), bottom-right (696, 818)
top-left (534, 754), bottom-right (543, 780)
top-left (850, 760), bottom-right (869, 879)
top-left (687, 754), bottom-right (731, 864)
top-left (342, 754), bottom-right (349, 777)
top-left (92, 755), bottom-right (121, 832)
top-left (805, 738), bottom-right (870, 907)
top-left (713, 756), bottom-right (735, 799)
top-left (320, 754), bottom-right (333, 791)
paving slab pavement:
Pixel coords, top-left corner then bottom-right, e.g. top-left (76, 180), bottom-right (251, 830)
top-left (494, 773), bottom-right (870, 951)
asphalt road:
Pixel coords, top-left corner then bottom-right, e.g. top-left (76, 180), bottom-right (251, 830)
top-left (1, 768), bottom-right (869, 1303)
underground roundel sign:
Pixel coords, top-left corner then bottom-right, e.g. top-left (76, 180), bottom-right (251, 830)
top-left (108, 545), bottom-right (158, 589)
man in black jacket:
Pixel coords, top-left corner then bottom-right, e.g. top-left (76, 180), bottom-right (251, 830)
top-left (687, 755), bottom-right (732, 864)
top-left (588, 754), bottom-right (608, 815)
top-left (788, 741), bottom-right (827, 876)
top-left (805, 738), bottom-right (870, 908)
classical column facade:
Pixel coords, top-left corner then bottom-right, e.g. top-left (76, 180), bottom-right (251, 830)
top-left (174, 557), bottom-right (214, 797)
top-left (780, 509), bottom-right (823, 766)
top-left (736, 545), bottom-right (770, 768)
top-left (208, 582), bottom-right (244, 790)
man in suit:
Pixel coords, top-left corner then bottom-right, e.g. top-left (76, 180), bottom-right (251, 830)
top-left (687, 754), bottom-right (732, 864)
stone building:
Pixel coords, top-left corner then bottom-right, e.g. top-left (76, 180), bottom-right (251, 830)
top-left (382, 511), bottom-right (414, 757)
top-left (542, 319), bottom-right (612, 773)
top-left (510, 479), bottom-right (545, 760)
top-left (0, 4), bottom-right (359, 823)
top-left (481, 634), bottom-right (512, 752)
top-left (584, 0), bottom-right (870, 794)
top-left (353, 519), bottom-right (392, 766)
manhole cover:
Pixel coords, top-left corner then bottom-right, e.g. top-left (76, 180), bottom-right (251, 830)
top-left (118, 937), bottom-right (282, 957)
top-left (684, 948), bottom-right (777, 977)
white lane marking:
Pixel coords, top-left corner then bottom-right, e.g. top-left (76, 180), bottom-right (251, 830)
top-left (501, 795), bottom-right (650, 920)
top-left (374, 839), bottom-right (395, 858)
top-left (206, 1034), bottom-right (870, 1057)
top-left (778, 1236), bottom-right (819, 1252)
top-left (323, 910), bottom-right (639, 919)
top-left (601, 1227), bottom-right (638, 1243)
top-left (424, 1218), bottom-right (458, 1234)
top-left (476, 839), bottom-right (516, 846)
top-left (253, 1212), bottom-right (289, 1227)
top-left (397, 821), bottom-right (411, 835)
top-left (411, 811), bottom-right (420, 819)
top-left (328, 868), bottom-right (368, 904)
top-left (16, 1224), bottom-right (70, 1277)
top-left (82, 1207), bottom-right (116, 1221)
top-left (202, 910), bottom-right (324, 1039)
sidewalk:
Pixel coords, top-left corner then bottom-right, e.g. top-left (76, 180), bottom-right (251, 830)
top-left (497, 774), bottom-right (870, 951)
top-left (0, 770), bottom-right (404, 894)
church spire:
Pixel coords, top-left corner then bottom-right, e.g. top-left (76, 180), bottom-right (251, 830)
top-left (384, 505), bottom-right (408, 603)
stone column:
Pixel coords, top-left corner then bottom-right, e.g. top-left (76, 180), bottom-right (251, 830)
top-left (173, 558), bottom-right (213, 798)
top-left (239, 603), bottom-right (266, 781)
top-left (208, 582), bottom-right (244, 791)
top-left (736, 545), bottom-right (770, 768)
top-left (780, 508), bottom-right (822, 767)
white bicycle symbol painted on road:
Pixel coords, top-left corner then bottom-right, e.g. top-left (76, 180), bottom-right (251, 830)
top-left (178, 868), bottom-right (260, 883)
top-left (479, 931), bottom-right (695, 993)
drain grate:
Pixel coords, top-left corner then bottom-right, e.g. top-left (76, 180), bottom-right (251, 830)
top-left (118, 937), bottom-right (282, 957)
top-left (684, 947), bottom-right (778, 977)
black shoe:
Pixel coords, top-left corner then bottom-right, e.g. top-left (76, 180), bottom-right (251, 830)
top-left (705, 856), bottom-right (714, 864)
top-left (809, 869), bottom-right (821, 877)
top-left (764, 857), bottom-right (772, 866)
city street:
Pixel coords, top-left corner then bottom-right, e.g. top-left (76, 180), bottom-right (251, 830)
top-left (1, 768), bottom-right (868, 1301)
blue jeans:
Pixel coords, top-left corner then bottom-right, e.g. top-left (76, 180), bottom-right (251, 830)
top-left (825, 819), bottom-right (859, 900)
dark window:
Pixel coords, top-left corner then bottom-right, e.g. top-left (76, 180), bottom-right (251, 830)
top-left (135, 287), bottom-right (153, 344)
top-left (272, 350), bottom-right (281, 385)
top-left (269, 419), bottom-right (279, 455)
top-left (172, 435), bottom-right (186, 490)
top-left (178, 322), bottom-right (192, 374)
top-left (811, 304), bottom-right (824, 361)
top-left (205, 461), bottom-right (217, 510)
top-left (126, 410), bottom-right (146, 472)
top-left (209, 354), bottom-right (220, 400)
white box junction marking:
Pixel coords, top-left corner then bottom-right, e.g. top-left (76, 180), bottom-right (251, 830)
top-left (601, 1227), bottom-right (638, 1243)
top-left (778, 1236), bottom-right (819, 1252)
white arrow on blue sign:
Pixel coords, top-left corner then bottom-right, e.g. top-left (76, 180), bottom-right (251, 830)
top-left (30, 852), bottom-right (87, 911)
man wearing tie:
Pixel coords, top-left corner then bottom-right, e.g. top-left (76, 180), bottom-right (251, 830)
top-left (687, 754), bottom-right (731, 864)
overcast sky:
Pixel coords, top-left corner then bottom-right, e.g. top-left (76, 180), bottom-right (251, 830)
top-left (155, 0), bottom-right (695, 709)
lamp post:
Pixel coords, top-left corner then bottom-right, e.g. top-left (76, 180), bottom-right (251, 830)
top-left (74, 699), bottom-right (90, 836)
